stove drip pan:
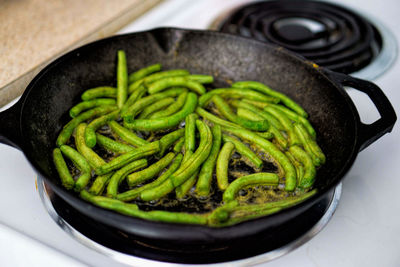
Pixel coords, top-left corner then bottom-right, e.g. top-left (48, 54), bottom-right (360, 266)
top-left (38, 177), bottom-right (341, 265)
top-left (213, 0), bottom-right (397, 80)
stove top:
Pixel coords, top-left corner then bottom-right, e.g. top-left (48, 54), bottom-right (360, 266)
top-left (39, 177), bottom-right (341, 265)
top-left (213, 0), bottom-right (397, 80)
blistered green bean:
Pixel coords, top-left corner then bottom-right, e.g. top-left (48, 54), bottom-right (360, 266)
top-left (221, 126), bottom-right (297, 191)
top-left (75, 123), bottom-right (105, 168)
top-left (173, 137), bottom-right (185, 153)
top-left (140, 179), bottom-right (175, 201)
top-left (187, 74), bottom-right (214, 84)
top-left (123, 88), bottom-right (186, 120)
top-left (233, 81), bottom-right (308, 118)
top-left (85, 110), bottom-right (120, 148)
top-left (137, 97), bottom-right (175, 119)
top-left (117, 153), bottom-right (183, 202)
top-left (53, 148), bottom-right (75, 190)
top-left (128, 63), bottom-right (162, 84)
top-left (106, 159), bottom-right (148, 197)
top-left (127, 152), bottom-right (175, 187)
top-left (149, 91), bottom-right (188, 119)
top-left (81, 87), bottom-right (116, 100)
top-left (222, 134), bottom-right (263, 169)
top-left (185, 113), bottom-right (197, 152)
top-left (143, 69), bottom-right (190, 86)
top-left (89, 173), bottom-right (113, 195)
top-left (120, 85), bottom-right (147, 116)
top-left (216, 141), bottom-right (235, 191)
top-left (159, 128), bottom-right (185, 156)
top-left (56, 105), bottom-right (118, 146)
top-left (176, 169), bottom-right (199, 199)
top-left (109, 121), bottom-right (149, 147)
top-left (289, 146), bottom-right (316, 188)
top-left (148, 76), bottom-right (206, 95)
top-left (212, 95), bottom-right (269, 131)
top-left (285, 150), bottom-right (304, 186)
top-left (223, 173), bottom-right (279, 202)
top-left (196, 125), bottom-right (222, 196)
top-left (117, 50), bottom-right (128, 108)
top-left (196, 107), bottom-right (241, 129)
top-left (69, 98), bottom-right (116, 118)
top-left (264, 106), bottom-right (301, 146)
top-left (199, 88), bottom-right (280, 107)
top-left (124, 92), bottom-right (198, 131)
top-left (293, 123), bottom-right (325, 166)
top-left (169, 120), bottom-right (212, 188)
top-left (95, 141), bottom-right (160, 175)
top-left (60, 145), bottom-right (91, 191)
top-left (95, 133), bottom-right (133, 154)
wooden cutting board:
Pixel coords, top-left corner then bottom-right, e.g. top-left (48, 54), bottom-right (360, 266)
top-left (0, 0), bottom-right (162, 107)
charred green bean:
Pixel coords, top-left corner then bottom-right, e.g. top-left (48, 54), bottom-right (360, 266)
top-left (53, 148), bottom-right (75, 190)
top-left (216, 141), bottom-right (235, 191)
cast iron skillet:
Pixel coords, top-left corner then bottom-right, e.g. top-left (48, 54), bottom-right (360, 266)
top-left (0, 28), bottom-right (396, 245)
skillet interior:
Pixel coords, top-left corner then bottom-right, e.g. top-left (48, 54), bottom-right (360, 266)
top-left (19, 28), bottom-right (358, 242)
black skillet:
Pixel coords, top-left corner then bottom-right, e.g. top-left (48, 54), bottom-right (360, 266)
top-left (0, 28), bottom-right (396, 247)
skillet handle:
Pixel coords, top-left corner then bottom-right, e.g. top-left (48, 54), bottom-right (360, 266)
top-left (0, 100), bottom-right (23, 150)
top-left (324, 70), bottom-right (397, 151)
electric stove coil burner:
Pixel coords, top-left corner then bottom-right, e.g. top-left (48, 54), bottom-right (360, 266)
top-left (38, 177), bottom-right (341, 265)
top-left (218, 0), bottom-right (383, 74)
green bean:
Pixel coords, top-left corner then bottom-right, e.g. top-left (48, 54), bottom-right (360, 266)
top-left (241, 99), bottom-right (270, 109)
top-left (196, 125), bottom-right (222, 196)
top-left (199, 88), bottom-right (280, 107)
top-left (127, 152), bottom-right (175, 187)
top-left (137, 97), bottom-right (175, 119)
top-left (235, 107), bottom-right (287, 148)
top-left (56, 105), bottom-right (118, 146)
top-left (106, 159), bottom-right (148, 197)
top-left (231, 100), bottom-right (284, 130)
top-left (120, 85), bottom-right (147, 116)
top-left (176, 169), bottom-right (199, 199)
top-left (149, 91), bottom-right (188, 119)
top-left (223, 173), bottom-right (279, 202)
top-left (60, 145), bottom-right (91, 191)
top-left (69, 98), bottom-right (116, 118)
top-left (117, 153), bottom-right (183, 202)
top-left (85, 110), bottom-right (120, 148)
top-left (289, 146), bottom-right (316, 188)
top-left (207, 200), bottom-right (239, 226)
top-left (109, 121), bottom-right (149, 147)
top-left (89, 173), bottom-right (113, 195)
top-left (212, 95), bottom-right (269, 131)
top-left (267, 104), bottom-right (316, 139)
top-left (222, 134), bottom-right (263, 169)
top-left (96, 133), bottom-right (134, 154)
top-left (285, 150), bottom-right (304, 186)
top-left (264, 106), bottom-right (301, 146)
top-left (148, 77), bottom-right (206, 95)
top-left (185, 113), bottom-right (197, 152)
top-left (196, 107), bottom-right (241, 129)
top-left (143, 69), bottom-right (190, 86)
top-left (173, 137), bottom-right (185, 153)
top-left (233, 81), bottom-right (308, 118)
top-left (216, 142), bottom-right (235, 191)
top-left (124, 92), bottom-right (198, 131)
top-left (221, 126), bottom-right (297, 191)
top-left (95, 141), bottom-right (160, 175)
top-left (53, 148), bottom-right (75, 190)
top-left (140, 179), bottom-right (175, 201)
top-left (169, 120), bottom-right (213, 188)
top-left (84, 189), bottom-right (208, 224)
top-left (187, 74), bottom-right (214, 84)
top-left (159, 128), bottom-right (185, 156)
top-left (123, 88), bottom-right (186, 120)
top-left (293, 123), bottom-right (325, 166)
top-left (128, 63), bottom-right (162, 84)
top-left (75, 123), bottom-right (105, 168)
top-left (116, 50), bottom-right (128, 108)
top-left (81, 87), bottom-right (116, 100)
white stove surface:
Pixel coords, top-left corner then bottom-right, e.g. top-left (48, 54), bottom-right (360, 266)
top-left (1, 0), bottom-right (399, 266)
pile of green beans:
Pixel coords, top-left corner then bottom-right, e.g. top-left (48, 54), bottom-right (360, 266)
top-left (53, 50), bottom-right (325, 227)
